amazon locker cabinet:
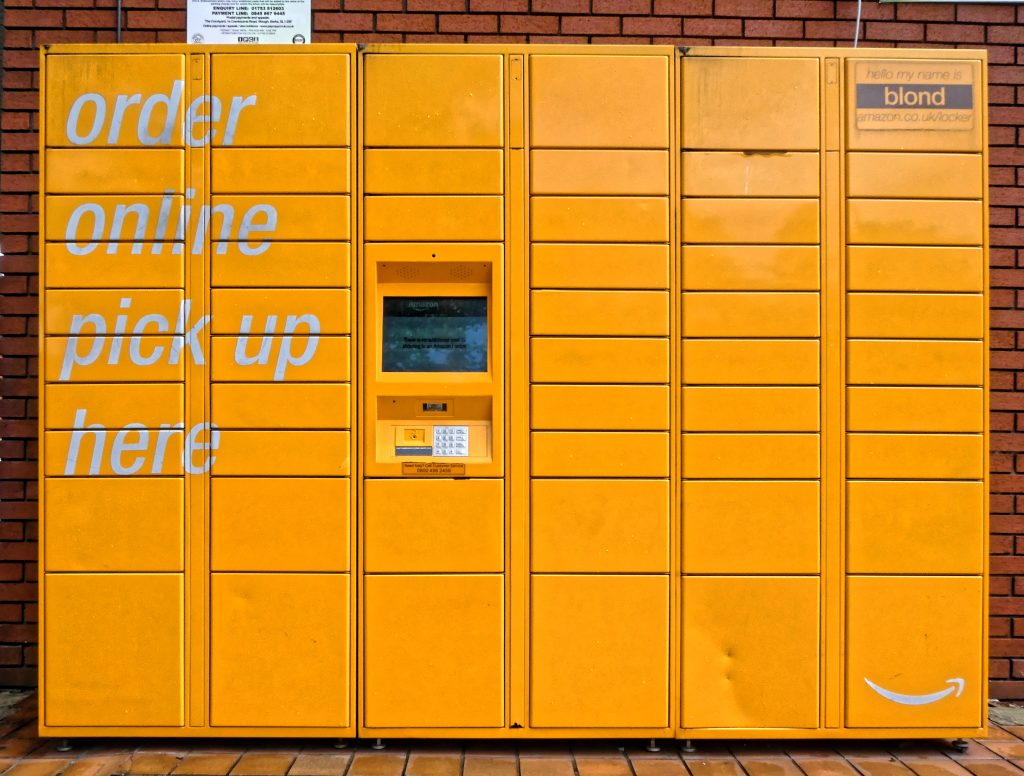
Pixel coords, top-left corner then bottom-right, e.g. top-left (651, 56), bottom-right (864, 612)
top-left (39, 44), bottom-right (988, 740)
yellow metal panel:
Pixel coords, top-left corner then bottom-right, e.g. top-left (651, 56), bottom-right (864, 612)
top-left (45, 289), bottom-right (183, 335)
top-left (210, 574), bottom-right (349, 727)
top-left (46, 54), bottom-right (185, 148)
top-left (211, 478), bottom-right (349, 572)
top-left (364, 149), bottom-right (503, 194)
top-left (682, 152), bottom-right (819, 197)
top-left (682, 246), bottom-right (819, 291)
top-left (45, 242), bottom-right (185, 289)
top-left (46, 194), bottom-right (184, 242)
top-left (682, 481), bottom-right (819, 574)
top-left (364, 196), bottom-right (503, 242)
top-left (848, 293), bottom-right (984, 339)
top-left (212, 384), bottom-right (350, 429)
top-left (847, 481), bottom-right (984, 575)
top-left (211, 335), bottom-right (350, 382)
top-left (213, 431), bottom-right (349, 476)
top-left (531, 197), bottom-right (668, 243)
top-left (847, 340), bottom-right (983, 386)
top-left (847, 246), bottom-right (983, 293)
top-left (44, 478), bottom-right (183, 572)
top-left (211, 289), bottom-right (350, 334)
top-left (847, 434), bottom-right (983, 480)
top-left (681, 58), bottom-right (820, 151)
top-left (363, 54), bottom-right (503, 147)
top-left (211, 149), bottom-right (350, 193)
top-left (44, 573), bottom-right (183, 726)
top-left (46, 430), bottom-right (183, 476)
top-left (682, 387), bottom-right (820, 432)
top-left (211, 195), bottom-right (351, 241)
top-left (847, 199), bottom-right (983, 246)
top-left (46, 149), bottom-right (184, 193)
top-left (211, 53), bottom-right (351, 146)
top-left (846, 576), bottom-right (982, 728)
top-left (530, 54), bottom-right (669, 148)
top-left (682, 293), bottom-right (819, 338)
top-left (531, 480), bottom-right (669, 573)
top-left (363, 575), bottom-right (504, 728)
top-left (531, 338), bottom-right (669, 384)
top-left (532, 385), bottom-right (669, 431)
top-left (847, 387), bottom-right (983, 433)
top-left (682, 434), bottom-right (820, 479)
top-left (44, 336), bottom-right (184, 383)
top-left (531, 432), bottom-right (668, 477)
top-left (682, 199), bottom-right (820, 244)
top-left (683, 340), bottom-right (820, 385)
top-left (532, 291), bottom-right (669, 336)
top-left (531, 150), bottom-right (668, 195)
top-left (531, 575), bottom-right (669, 728)
top-left (682, 577), bottom-right (819, 728)
top-left (364, 480), bottom-right (503, 573)
top-left (847, 153), bottom-right (983, 199)
top-left (531, 244), bottom-right (669, 290)
top-left (212, 242), bottom-right (350, 288)
top-left (45, 383), bottom-right (183, 429)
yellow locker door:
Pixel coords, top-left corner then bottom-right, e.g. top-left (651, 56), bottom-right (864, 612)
top-left (682, 577), bottom-right (819, 730)
top-left (363, 575), bottom-right (505, 729)
top-left (45, 573), bottom-right (183, 727)
top-left (531, 575), bottom-right (669, 729)
top-left (846, 576), bottom-right (982, 728)
top-left (210, 574), bottom-right (350, 727)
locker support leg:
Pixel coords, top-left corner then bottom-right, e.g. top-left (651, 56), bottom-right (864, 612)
top-left (646, 739), bottom-right (660, 753)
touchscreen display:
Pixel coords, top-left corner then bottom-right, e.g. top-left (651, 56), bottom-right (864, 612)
top-left (382, 296), bottom-right (487, 372)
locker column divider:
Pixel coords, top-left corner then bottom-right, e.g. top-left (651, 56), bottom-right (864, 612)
top-left (185, 50), bottom-right (211, 728)
top-left (669, 47), bottom-right (682, 736)
top-left (821, 55), bottom-right (845, 730)
top-left (506, 50), bottom-right (529, 733)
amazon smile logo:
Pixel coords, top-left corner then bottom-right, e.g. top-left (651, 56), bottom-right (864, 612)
top-left (865, 677), bottom-right (965, 706)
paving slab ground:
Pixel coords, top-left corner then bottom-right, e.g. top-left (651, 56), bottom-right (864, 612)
top-left (2, 694), bottom-right (1023, 776)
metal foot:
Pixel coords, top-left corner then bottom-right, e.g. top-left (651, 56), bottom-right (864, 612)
top-left (682, 739), bottom-right (697, 754)
top-left (371, 738), bottom-right (385, 750)
top-left (951, 739), bottom-right (969, 754)
top-left (56, 739), bottom-right (72, 753)
top-left (646, 738), bottom-right (660, 753)
top-left (332, 739), bottom-right (347, 750)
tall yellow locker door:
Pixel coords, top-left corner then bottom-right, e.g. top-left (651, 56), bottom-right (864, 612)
top-left (207, 51), bottom-right (355, 730)
top-left (843, 56), bottom-right (987, 730)
top-left (528, 51), bottom-right (673, 731)
top-left (679, 54), bottom-right (823, 731)
top-left (360, 51), bottom-right (507, 733)
top-left (42, 52), bottom-right (189, 731)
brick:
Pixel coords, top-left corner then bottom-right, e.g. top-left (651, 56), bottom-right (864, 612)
top-left (713, 0), bottom-right (771, 16)
top-left (622, 16), bottom-right (679, 35)
top-left (314, 12), bottom-right (373, 30)
top-left (408, 0), bottom-right (465, 8)
top-left (593, 0), bottom-right (650, 13)
top-left (530, 0), bottom-right (589, 12)
top-left (495, 14), bottom-right (555, 34)
top-left (744, 19), bottom-right (803, 38)
top-left (376, 12), bottom-right (436, 31)
top-left (683, 16), bottom-right (742, 36)
top-left (439, 13), bottom-right (497, 32)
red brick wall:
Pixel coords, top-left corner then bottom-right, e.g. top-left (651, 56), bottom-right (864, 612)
top-left (2, 0), bottom-right (1023, 695)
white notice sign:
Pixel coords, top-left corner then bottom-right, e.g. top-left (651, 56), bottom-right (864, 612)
top-left (187, 0), bottom-right (311, 44)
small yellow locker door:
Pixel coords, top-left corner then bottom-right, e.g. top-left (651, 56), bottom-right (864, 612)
top-left (45, 574), bottom-right (183, 727)
top-left (210, 574), bottom-right (350, 728)
top-left (682, 577), bottom-right (819, 729)
top-left (846, 576), bottom-right (982, 729)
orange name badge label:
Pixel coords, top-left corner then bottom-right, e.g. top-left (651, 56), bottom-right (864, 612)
top-left (402, 462), bottom-right (467, 477)
top-left (854, 61), bottom-right (974, 131)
